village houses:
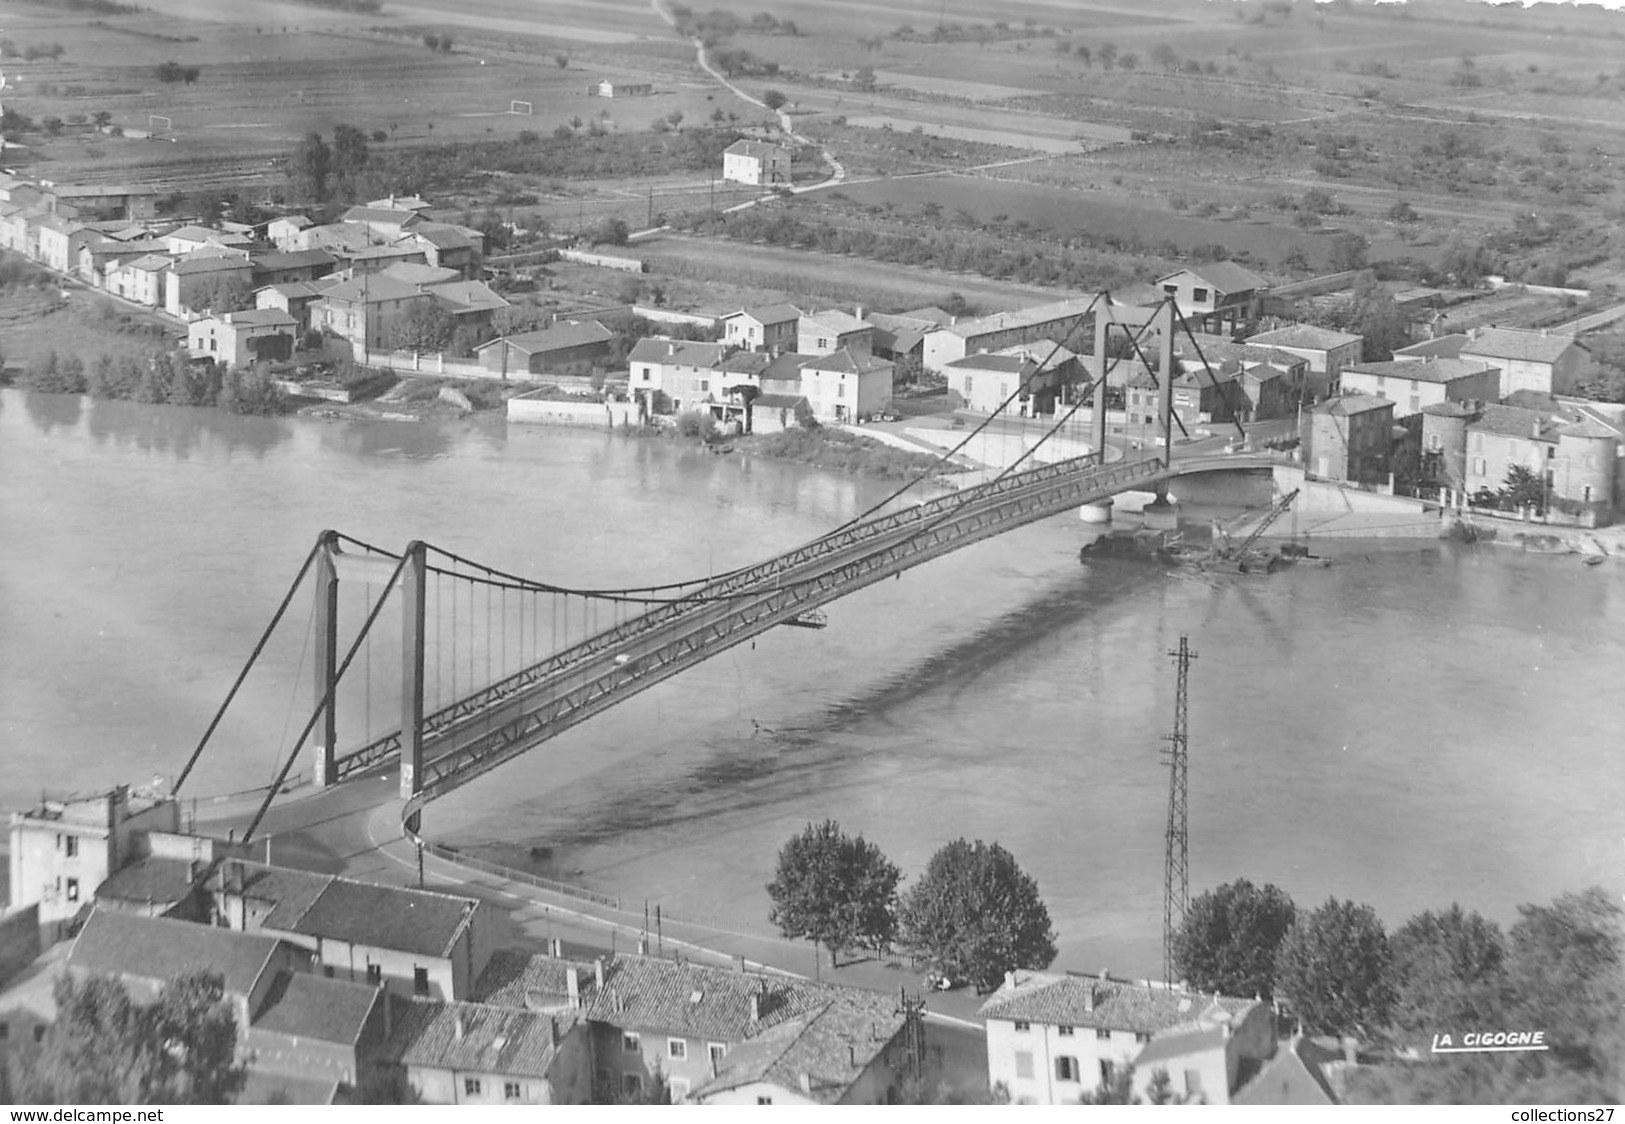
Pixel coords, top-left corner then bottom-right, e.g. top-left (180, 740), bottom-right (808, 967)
top-left (721, 303), bottom-right (801, 353)
top-left (722, 139), bottom-right (791, 186)
top-left (1339, 358), bottom-right (1502, 419)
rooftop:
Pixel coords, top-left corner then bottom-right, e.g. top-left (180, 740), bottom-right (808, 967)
top-left (222, 309), bottom-right (298, 329)
top-left (801, 309), bottom-right (870, 336)
top-left (946, 353), bottom-right (1030, 373)
top-left (979, 970), bottom-right (1259, 1036)
top-left (252, 970), bottom-right (381, 1045)
top-left (725, 139), bottom-right (788, 159)
top-left (726, 303), bottom-right (801, 326)
top-left (939, 296), bottom-right (1096, 341)
top-left (94, 855), bottom-right (200, 906)
top-left (319, 274), bottom-right (423, 304)
top-left (1314, 394), bottom-right (1394, 418)
top-left (1244, 324), bottom-right (1362, 351)
top-left (478, 320), bottom-right (614, 354)
top-left (251, 249), bottom-right (337, 273)
top-left (693, 990), bottom-right (906, 1104)
top-left (407, 222), bottom-right (477, 251)
top-left (802, 347), bottom-right (892, 375)
top-left (1131, 1023), bottom-right (1230, 1069)
top-left (1460, 326), bottom-right (1580, 365)
top-left (473, 950), bottom-right (597, 1010)
top-left (1393, 333), bottom-right (1469, 360)
top-left (627, 337), bottom-right (731, 367)
top-left (1471, 403), bottom-right (1559, 441)
top-left (70, 909), bottom-right (288, 998)
top-left (587, 955), bottom-right (834, 1041)
top-left (427, 280), bottom-right (509, 315)
top-left (1159, 260), bottom-right (1269, 294)
top-left (223, 860), bottom-right (479, 958)
top-left (341, 205), bottom-right (422, 227)
top-left (1344, 357), bottom-right (1498, 385)
top-left (386, 999), bottom-right (572, 1080)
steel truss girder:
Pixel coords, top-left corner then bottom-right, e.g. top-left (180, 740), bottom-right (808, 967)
top-left (411, 456), bottom-right (1169, 798)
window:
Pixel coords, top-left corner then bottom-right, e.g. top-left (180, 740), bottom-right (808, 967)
top-left (1096, 1028), bottom-right (1112, 1040)
top-left (1192, 287), bottom-right (1209, 303)
top-left (1428, 433), bottom-right (1442, 451)
top-left (837, 383), bottom-right (845, 398)
top-left (1014, 1051), bottom-right (1034, 1080)
top-left (622, 1032), bottom-right (641, 1054)
top-left (0, 1022), bottom-right (9, 1040)
top-left (667, 1038), bottom-right (687, 1060)
top-left (818, 337), bottom-right (830, 349)
top-left (1376, 375), bottom-right (1386, 389)
top-left (1136, 1032), bottom-right (1152, 1044)
top-left (669, 1078), bottom-right (690, 1101)
top-left (504, 1082), bottom-right (521, 1101)
top-left (1184, 1069), bottom-right (1203, 1096)
top-left (66, 878), bottom-right (78, 903)
top-left (1162, 284), bottom-right (1178, 296)
top-left (1099, 1060), bottom-right (1116, 1086)
top-left (1056, 1056), bottom-right (1079, 1082)
top-left (641, 367), bottom-right (652, 382)
top-left (1409, 396), bottom-right (1420, 415)
top-left (64, 836), bottom-right (77, 858)
top-left (33, 1025), bottom-right (45, 1043)
top-left (757, 1096), bottom-right (773, 1105)
top-left (1013, 1021), bottom-right (1030, 1033)
top-left (1057, 1025), bottom-right (1074, 1037)
top-left (699, 379), bottom-right (708, 392)
top-left (1473, 432), bottom-right (1483, 452)
top-left (708, 1042), bottom-right (726, 1069)
top-left (964, 375), bottom-right (974, 395)
top-left (464, 1078), bottom-right (482, 1097)
top-left (623, 1075), bottom-right (642, 1097)
top-left (1547, 446), bottom-right (1556, 459)
top-left (1472, 457), bottom-right (1487, 476)
top-left (413, 967), bottom-right (429, 996)
top-left (1409, 379), bottom-right (1419, 391)
top-left (366, 963), bottom-right (382, 986)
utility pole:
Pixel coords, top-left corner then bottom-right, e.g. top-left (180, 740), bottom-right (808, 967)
top-left (895, 987), bottom-right (926, 1091)
top-left (1162, 635), bottom-right (1196, 985)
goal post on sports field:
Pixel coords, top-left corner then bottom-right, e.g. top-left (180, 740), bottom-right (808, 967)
top-left (508, 100), bottom-right (533, 116)
top-left (147, 114), bottom-right (173, 140)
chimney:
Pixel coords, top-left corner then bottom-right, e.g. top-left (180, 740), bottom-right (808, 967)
top-left (549, 1017), bottom-right (558, 1048)
top-left (1004, 970), bottom-right (1016, 990)
top-left (550, 937), bottom-right (563, 958)
top-left (798, 1073), bottom-right (813, 1095)
top-left (595, 957), bottom-right (606, 989)
top-left (749, 993), bottom-right (761, 1022)
top-left (848, 1045), bottom-right (856, 1067)
top-left (1083, 986), bottom-right (1095, 1013)
top-left (637, 938), bottom-right (647, 956)
top-left (1341, 1036), bottom-right (1358, 1065)
top-left (454, 1013), bottom-right (466, 1041)
top-left (1534, 419), bottom-right (1541, 440)
top-left (854, 304), bottom-right (864, 321)
top-left (566, 967), bottom-right (580, 1008)
top-left (734, 955), bottom-right (746, 974)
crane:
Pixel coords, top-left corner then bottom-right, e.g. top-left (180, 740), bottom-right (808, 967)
top-left (1211, 489), bottom-right (1300, 572)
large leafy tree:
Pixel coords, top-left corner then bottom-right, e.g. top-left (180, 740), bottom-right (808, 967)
top-left (1172, 878), bottom-right (1297, 1001)
top-left (1387, 904), bottom-right (1507, 1042)
top-left (898, 838), bottom-right (1056, 992)
top-left (387, 301), bottom-right (457, 354)
top-left (766, 819), bottom-right (901, 967)
top-left (287, 131), bottom-right (332, 204)
top-left (1274, 898), bottom-right (1393, 1037)
top-left (8, 972), bottom-right (246, 1104)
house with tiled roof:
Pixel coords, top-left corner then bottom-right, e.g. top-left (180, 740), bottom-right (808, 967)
top-left (1340, 358), bottom-right (1501, 419)
top-left (626, 337), bottom-right (733, 413)
top-left (944, 352), bottom-right (1041, 415)
top-left (799, 347), bottom-right (894, 423)
top-left (1392, 332), bottom-right (1469, 362)
top-left (208, 860), bottom-right (511, 1001)
top-left (1157, 262), bottom-right (1269, 332)
top-left (1300, 394), bottom-right (1397, 484)
top-left (865, 308), bottom-right (952, 367)
top-left (722, 139), bottom-right (790, 186)
top-left (187, 309), bottom-right (299, 367)
top-left (165, 251), bottom-right (255, 319)
top-left (475, 320), bottom-right (615, 378)
top-left (1458, 325), bottom-right (1590, 397)
top-left (575, 954), bottom-right (911, 1105)
top-left (1452, 402), bottom-right (1618, 513)
top-left (68, 908), bottom-right (307, 1027)
top-left (245, 970), bottom-right (390, 1097)
top-left (312, 272), bottom-right (432, 361)
top-left (341, 205), bottom-right (424, 239)
top-left (923, 296), bottom-right (1096, 373)
top-left (1244, 324), bottom-right (1363, 399)
top-left (383, 999), bottom-right (591, 1105)
top-left (400, 222), bottom-right (483, 276)
top-left (1230, 1035), bottom-right (1338, 1105)
top-left (162, 224), bottom-right (252, 257)
top-left (267, 214), bottom-right (314, 251)
top-left (689, 985), bottom-right (909, 1105)
top-left (798, 308), bottom-right (873, 357)
top-left (721, 303), bottom-right (801, 353)
top-left (250, 248), bottom-right (338, 287)
top-left (106, 253), bottom-right (173, 308)
top-left (425, 279), bottom-right (509, 332)
top-left (978, 969), bottom-right (1271, 1105)
top-left (255, 276), bottom-right (341, 334)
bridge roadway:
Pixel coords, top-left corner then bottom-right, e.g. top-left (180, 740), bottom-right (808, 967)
top-left (330, 449), bottom-right (1281, 802)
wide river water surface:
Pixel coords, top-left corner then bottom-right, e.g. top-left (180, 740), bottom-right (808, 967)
top-left (3, 388), bottom-right (1622, 976)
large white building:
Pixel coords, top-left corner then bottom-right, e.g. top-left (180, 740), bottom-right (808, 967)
top-left (722, 140), bottom-right (790, 186)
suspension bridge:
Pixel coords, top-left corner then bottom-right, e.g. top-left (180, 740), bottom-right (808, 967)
top-left (172, 295), bottom-right (1284, 845)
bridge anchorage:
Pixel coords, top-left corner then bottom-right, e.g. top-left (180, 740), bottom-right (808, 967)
top-left (174, 295), bottom-right (1275, 843)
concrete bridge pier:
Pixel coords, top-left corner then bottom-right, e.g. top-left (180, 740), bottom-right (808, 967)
top-left (1079, 499), bottom-right (1114, 524)
top-left (1142, 482), bottom-right (1181, 530)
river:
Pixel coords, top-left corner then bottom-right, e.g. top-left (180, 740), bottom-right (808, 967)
top-left (3, 388), bottom-right (1621, 977)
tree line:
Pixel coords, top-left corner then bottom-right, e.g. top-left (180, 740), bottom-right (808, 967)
top-left (15, 348), bottom-right (287, 415)
top-left (767, 820), bottom-right (1056, 993)
top-left (1168, 878), bottom-right (1621, 1104)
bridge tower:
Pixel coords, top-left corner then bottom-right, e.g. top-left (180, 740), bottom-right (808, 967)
top-left (1085, 298), bottom-right (1176, 523)
top-left (1161, 635), bottom-right (1196, 985)
top-left (399, 540), bottom-right (428, 801)
top-left (311, 531), bottom-right (341, 787)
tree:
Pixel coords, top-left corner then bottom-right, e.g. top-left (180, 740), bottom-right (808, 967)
top-left (190, 274), bottom-right (253, 316)
top-left (288, 131), bottom-right (332, 203)
top-left (1151, 42), bottom-right (1180, 72)
top-left (1387, 905), bottom-right (1507, 1042)
top-left (331, 123), bottom-right (370, 190)
top-left (1499, 464), bottom-right (1546, 513)
top-left (762, 88), bottom-right (787, 111)
top-left (155, 60), bottom-right (186, 83)
top-left (898, 839), bottom-right (1056, 993)
top-left (588, 217), bottom-right (629, 246)
top-left (1329, 232), bottom-right (1369, 273)
top-left (1077, 1064), bottom-right (1138, 1104)
top-left (8, 972), bottom-right (246, 1104)
top-left (1172, 878), bottom-right (1297, 1001)
top-left (1274, 898), bottom-right (1393, 1037)
top-left (766, 819), bottom-right (902, 967)
top-left (388, 301), bottom-right (456, 354)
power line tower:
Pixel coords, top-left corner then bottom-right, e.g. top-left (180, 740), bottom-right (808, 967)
top-left (1162, 635), bottom-right (1196, 985)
